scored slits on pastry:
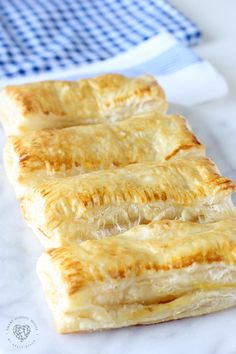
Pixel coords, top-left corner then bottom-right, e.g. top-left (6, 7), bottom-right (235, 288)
top-left (0, 74), bottom-right (167, 135)
top-left (4, 113), bottom-right (204, 195)
top-left (37, 219), bottom-right (236, 333)
top-left (20, 157), bottom-right (236, 248)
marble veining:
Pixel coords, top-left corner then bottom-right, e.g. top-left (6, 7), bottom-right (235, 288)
top-left (0, 104), bottom-right (236, 354)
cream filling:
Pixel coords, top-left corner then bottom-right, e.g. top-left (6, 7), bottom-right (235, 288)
top-left (50, 198), bottom-right (236, 245)
top-left (37, 259), bottom-right (236, 332)
top-left (22, 194), bottom-right (236, 247)
top-left (8, 145), bottom-right (204, 197)
top-left (58, 288), bottom-right (236, 332)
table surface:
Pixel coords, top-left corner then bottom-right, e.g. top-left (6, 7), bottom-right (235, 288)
top-left (0, 1), bottom-right (236, 354)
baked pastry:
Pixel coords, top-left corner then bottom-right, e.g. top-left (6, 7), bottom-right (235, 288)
top-left (37, 218), bottom-right (236, 333)
top-left (20, 157), bottom-right (236, 248)
top-left (4, 113), bottom-right (204, 195)
top-left (0, 74), bottom-right (167, 135)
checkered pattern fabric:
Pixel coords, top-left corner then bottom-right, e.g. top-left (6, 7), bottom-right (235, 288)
top-left (0, 0), bottom-right (201, 81)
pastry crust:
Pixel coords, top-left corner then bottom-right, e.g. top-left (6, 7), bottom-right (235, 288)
top-left (4, 113), bottom-right (204, 194)
top-left (0, 74), bottom-right (167, 135)
top-left (37, 219), bottom-right (236, 333)
top-left (20, 157), bottom-right (236, 247)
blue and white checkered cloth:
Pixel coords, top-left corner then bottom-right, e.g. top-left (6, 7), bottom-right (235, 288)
top-left (0, 0), bottom-right (201, 81)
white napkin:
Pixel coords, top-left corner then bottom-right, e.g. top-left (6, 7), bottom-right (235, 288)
top-left (0, 31), bottom-right (227, 106)
top-left (65, 31), bottom-right (228, 106)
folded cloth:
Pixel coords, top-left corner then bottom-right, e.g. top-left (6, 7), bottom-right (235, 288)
top-left (0, 1), bottom-right (227, 105)
top-left (3, 30), bottom-right (226, 106)
top-left (0, 0), bottom-right (201, 82)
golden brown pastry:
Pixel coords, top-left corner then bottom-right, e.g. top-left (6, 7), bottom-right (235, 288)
top-left (4, 113), bottom-right (204, 194)
top-left (37, 218), bottom-right (236, 333)
top-left (20, 157), bottom-right (236, 248)
top-left (0, 74), bottom-right (167, 135)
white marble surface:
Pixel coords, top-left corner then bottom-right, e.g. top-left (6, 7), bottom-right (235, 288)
top-left (0, 103), bottom-right (235, 354)
top-left (1, 1), bottom-right (236, 353)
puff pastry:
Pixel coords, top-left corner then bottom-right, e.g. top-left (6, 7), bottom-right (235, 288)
top-left (0, 74), bottom-right (167, 135)
top-left (37, 218), bottom-right (236, 333)
top-left (20, 157), bottom-right (236, 248)
top-left (4, 113), bottom-right (204, 194)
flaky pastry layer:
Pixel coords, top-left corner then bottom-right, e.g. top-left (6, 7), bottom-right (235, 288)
top-left (0, 74), bottom-right (167, 135)
top-left (20, 157), bottom-right (236, 247)
top-left (37, 219), bottom-right (236, 332)
top-left (4, 113), bottom-right (204, 193)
